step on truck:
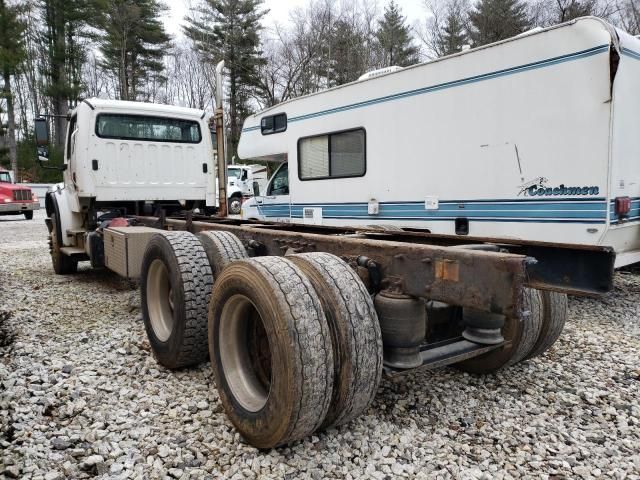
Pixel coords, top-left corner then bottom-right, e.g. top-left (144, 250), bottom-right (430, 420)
top-left (35, 22), bottom-right (620, 449)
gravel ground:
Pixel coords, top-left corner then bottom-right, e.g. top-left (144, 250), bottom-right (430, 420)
top-left (1, 210), bottom-right (639, 480)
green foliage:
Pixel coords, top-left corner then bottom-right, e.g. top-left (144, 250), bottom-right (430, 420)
top-left (437, 4), bottom-right (469, 56)
top-left (469, 0), bottom-right (530, 46)
top-left (376, 1), bottom-right (419, 67)
top-left (0, 0), bottom-right (26, 76)
top-left (98, 0), bottom-right (170, 101)
top-left (41, 0), bottom-right (96, 102)
top-left (185, 0), bottom-right (267, 162)
top-left (328, 19), bottom-right (367, 86)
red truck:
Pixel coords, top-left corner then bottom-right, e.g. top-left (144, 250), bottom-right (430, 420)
top-left (0, 168), bottom-right (39, 220)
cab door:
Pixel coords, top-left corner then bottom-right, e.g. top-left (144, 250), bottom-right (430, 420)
top-left (257, 163), bottom-right (291, 222)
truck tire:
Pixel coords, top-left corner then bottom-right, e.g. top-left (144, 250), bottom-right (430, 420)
top-left (196, 231), bottom-right (248, 278)
top-left (141, 231), bottom-right (213, 369)
top-left (24, 211), bottom-right (33, 220)
top-left (209, 257), bottom-right (333, 448)
top-left (289, 252), bottom-right (383, 429)
top-left (526, 291), bottom-right (568, 359)
top-left (49, 213), bottom-right (77, 275)
top-left (228, 195), bottom-right (243, 215)
top-left (456, 288), bottom-right (543, 374)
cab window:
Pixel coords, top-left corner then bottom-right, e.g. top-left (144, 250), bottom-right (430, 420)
top-left (96, 114), bottom-right (202, 143)
top-left (268, 163), bottom-right (289, 195)
top-left (66, 115), bottom-right (77, 160)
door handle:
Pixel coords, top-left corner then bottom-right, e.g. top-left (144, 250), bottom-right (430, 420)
top-left (92, 159), bottom-right (99, 171)
top-left (203, 163), bottom-right (208, 173)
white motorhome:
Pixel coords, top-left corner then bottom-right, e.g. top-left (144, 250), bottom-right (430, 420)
top-left (239, 17), bottom-right (640, 267)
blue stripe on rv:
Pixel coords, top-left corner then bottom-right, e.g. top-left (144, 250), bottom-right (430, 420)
top-left (242, 44), bottom-right (610, 132)
top-left (256, 198), bottom-right (610, 224)
top-left (621, 47), bottom-right (640, 61)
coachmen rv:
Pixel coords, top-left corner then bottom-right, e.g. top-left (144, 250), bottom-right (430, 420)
top-left (238, 17), bottom-right (640, 268)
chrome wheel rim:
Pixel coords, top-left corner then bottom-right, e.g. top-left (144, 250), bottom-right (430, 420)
top-left (219, 294), bottom-right (272, 412)
top-left (229, 199), bottom-right (242, 214)
top-left (147, 259), bottom-right (174, 342)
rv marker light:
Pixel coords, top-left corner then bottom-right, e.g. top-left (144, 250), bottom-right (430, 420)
top-left (615, 196), bottom-right (631, 218)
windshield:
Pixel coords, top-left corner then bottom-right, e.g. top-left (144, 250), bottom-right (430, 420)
top-left (0, 172), bottom-right (11, 183)
top-left (228, 167), bottom-right (241, 179)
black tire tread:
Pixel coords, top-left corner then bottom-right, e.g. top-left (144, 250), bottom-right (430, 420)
top-left (147, 231), bottom-right (213, 368)
top-left (252, 256), bottom-right (333, 442)
top-left (210, 256), bottom-right (334, 447)
top-left (49, 213), bottom-right (77, 275)
top-left (197, 231), bottom-right (248, 278)
top-left (526, 291), bottom-right (568, 359)
top-left (290, 252), bottom-right (383, 429)
top-left (507, 287), bottom-right (544, 367)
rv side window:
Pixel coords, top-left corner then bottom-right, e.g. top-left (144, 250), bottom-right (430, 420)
top-left (261, 113), bottom-right (287, 135)
top-left (298, 128), bottom-right (365, 180)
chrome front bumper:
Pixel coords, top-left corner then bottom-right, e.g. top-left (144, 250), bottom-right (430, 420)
top-left (0, 202), bottom-right (40, 213)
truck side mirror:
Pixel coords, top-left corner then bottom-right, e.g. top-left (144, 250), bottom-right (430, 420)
top-left (34, 118), bottom-right (49, 162)
top-left (252, 181), bottom-right (260, 197)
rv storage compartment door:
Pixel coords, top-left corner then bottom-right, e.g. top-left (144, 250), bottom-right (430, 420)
top-left (104, 226), bottom-right (159, 279)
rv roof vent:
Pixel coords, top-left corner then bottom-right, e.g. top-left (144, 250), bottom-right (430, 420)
top-left (358, 66), bottom-right (403, 81)
top-left (516, 26), bottom-right (544, 38)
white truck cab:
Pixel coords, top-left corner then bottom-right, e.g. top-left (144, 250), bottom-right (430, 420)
top-left (226, 164), bottom-right (268, 214)
top-left (36, 98), bottom-right (216, 273)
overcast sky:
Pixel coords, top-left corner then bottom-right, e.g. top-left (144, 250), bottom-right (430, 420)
top-left (162, 0), bottom-right (428, 39)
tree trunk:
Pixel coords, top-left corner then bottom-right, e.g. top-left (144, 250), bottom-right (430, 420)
top-left (51, 2), bottom-right (68, 148)
top-left (3, 72), bottom-right (18, 178)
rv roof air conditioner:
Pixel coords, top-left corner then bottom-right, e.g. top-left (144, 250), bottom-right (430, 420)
top-left (358, 66), bottom-right (403, 81)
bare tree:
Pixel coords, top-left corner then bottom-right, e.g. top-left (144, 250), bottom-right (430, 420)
top-left (615, 0), bottom-right (640, 33)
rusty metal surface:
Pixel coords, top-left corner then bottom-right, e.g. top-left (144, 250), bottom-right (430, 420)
top-left (135, 216), bottom-right (529, 318)
top-left (205, 218), bottom-right (615, 296)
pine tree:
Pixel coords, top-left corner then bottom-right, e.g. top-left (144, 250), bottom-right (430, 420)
top-left (376, 1), bottom-right (419, 67)
top-left (437, 3), bottom-right (469, 56)
top-left (41, 0), bottom-right (98, 147)
top-left (328, 19), bottom-right (367, 86)
top-left (185, 0), bottom-right (267, 163)
top-left (468, 0), bottom-right (530, 47)
top-left (98, 0), bottom-right (170, 101)
top-left (0, 0), bottom-right (26, 175)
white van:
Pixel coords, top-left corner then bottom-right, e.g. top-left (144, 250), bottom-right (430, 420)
top-left (239, 18), bottom-right (640, 267)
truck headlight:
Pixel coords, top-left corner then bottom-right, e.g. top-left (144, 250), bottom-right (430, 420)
top-left (32, 193), bottom-right (38, 202)
top-left (2, 198), bottom-right (10, 203)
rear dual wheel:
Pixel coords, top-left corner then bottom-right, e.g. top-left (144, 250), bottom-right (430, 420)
top-left (209, 253), bottom-right (383, 448)
top-left (457, 288), bottom-right (568, 374)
